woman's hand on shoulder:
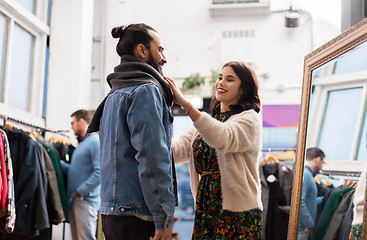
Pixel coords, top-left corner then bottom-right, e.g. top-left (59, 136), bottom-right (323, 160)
top-left (165, 77), bottom-right (201, 122)
top-left (164, 77), bottom-right (188, 108)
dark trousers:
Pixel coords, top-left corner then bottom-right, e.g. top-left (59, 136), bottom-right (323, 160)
top-left (102, 215), bottom-right (155, 240)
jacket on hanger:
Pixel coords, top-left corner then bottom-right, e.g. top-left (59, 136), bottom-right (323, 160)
top-left (260, 162), bottom-right (293, 239)
top-left (0, 128), bottom-right (49, 239)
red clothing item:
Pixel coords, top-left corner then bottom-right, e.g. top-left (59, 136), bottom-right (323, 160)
top-left (0, 134), bottom-right (8, 230)
top-left (0, 135), bottom-right (8, 211)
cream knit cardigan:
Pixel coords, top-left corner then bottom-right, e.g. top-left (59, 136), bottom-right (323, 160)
top-left (352, 163), bottom-right (367, 225)
top-left (172, 109), bottom-right (263, 212)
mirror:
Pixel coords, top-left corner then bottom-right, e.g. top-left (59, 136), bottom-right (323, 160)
top-left (288, 17), bottom-right (367, 240)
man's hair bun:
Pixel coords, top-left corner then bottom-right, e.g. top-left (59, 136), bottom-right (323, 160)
top-left (111, 25), bottom-right (126, 39)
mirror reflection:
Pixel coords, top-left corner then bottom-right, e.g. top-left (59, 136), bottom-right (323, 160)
top-left (298, 41), bottom-right (367, 240)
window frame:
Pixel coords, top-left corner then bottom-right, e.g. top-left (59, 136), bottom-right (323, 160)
top-left (307, 69), bottom-right (367, 161)
top-left (0, 0), bottom-right (49, 123)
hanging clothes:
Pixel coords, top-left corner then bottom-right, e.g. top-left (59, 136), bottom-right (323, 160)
top-left (0, 122), bottom-right (73, 240)
top-left (37, 141), bottom-right (68, 221)
top-left (51, 141), bottom-right (75, 163)
top-left (0, 129), bottom-right (16, 233)
top-left (0, 128), bottom-right (49, 239)
top-left (323, 188), bottom-right (355, 240)
top-left (314, 182), bottom-right (338, 231)
top-left (38, 142), bottom-right (65, 224)
top-left (260, 162), bottom-right (293, 240)
top-left (33, 140), bottom-right (49, 232)
top-left (0, 133), bottom-right (9, 225)
top-left (337, 196), bottom-right (354, 240)
top-left (314, 186), bottom-right (354, 240)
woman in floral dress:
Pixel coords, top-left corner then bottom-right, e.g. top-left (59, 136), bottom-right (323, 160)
top-left (166, 61), bottom-right (263, 239)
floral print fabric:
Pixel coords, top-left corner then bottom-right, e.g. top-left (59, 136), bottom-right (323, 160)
top-left (349, 224), bottom-right (362, 240)
top-left (192, 111), bottom-right (262, 240)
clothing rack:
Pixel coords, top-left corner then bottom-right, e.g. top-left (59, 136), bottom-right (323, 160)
top-left (319, 170), bottom-right (361, 181)
top-left (261, 147), bottom-right (296, 152)
top-left (0, 113), bottom-right (69, 137)
top-left (1, 113), bottom-right (70, 240)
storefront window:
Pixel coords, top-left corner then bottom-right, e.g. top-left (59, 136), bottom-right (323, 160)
top-left (334, 44), bottom-right (367, 74)
top-left (15, 0), bottom-right (36, 14)
top-left (318, 88), bottom-right (363, 160)
top-left (0, 13), bottom-right (7, 102)
top-left (7, 24), bottom-right (34, 111)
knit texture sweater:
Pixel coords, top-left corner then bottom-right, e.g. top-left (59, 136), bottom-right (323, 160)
top-left (299, 166), bottom-right (318, 230)
top-left (172, 109), bottom-right (263, 212)
top-left (65, 133), bottom-right (100, 209)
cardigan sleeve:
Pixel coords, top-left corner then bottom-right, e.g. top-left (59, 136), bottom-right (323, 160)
top-left (352, 163), bottom-right (367, 225)
top-left (193, 110), bottom-right (261, 153)
top-left (172, 126), bottom-right (197, 165)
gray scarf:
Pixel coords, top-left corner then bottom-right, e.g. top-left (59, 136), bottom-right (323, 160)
top-left (86, 55), bottom-right (173, 135)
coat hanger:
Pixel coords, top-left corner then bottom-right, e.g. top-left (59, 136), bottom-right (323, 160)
top-left (5, 124), bottom-right (13, 131)
top-left (272, 150), bottom-right (295, 161)
top-left (62, 137), bottom-right (71, 145)
top-left (325, 181), bottom-right (333, 187)
top-left (345, 180), bottom-right (354, 187)
top-left (49, 136), bottom-right (61, 143)
top-left (29, 130), bottom-right (38, 137)
top-left (262, 155), bottom-right (279, 166)
top-left (314, 176), bottom-right (321, 185)
top-left (27, 131), bottom-right (38, 142)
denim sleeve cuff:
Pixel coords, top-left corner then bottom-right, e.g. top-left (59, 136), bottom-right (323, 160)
top-left (303, 219), bottom-right (314, 230)
top-left (153, 214), bottom-right (174, 230)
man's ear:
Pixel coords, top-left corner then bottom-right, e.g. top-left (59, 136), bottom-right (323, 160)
top-left (135, 43), bottom-right (149, 60)
top-left (79, 118), bottom-right (85, 124)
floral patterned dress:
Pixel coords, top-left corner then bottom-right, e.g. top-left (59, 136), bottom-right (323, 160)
top-left (191, 111), bottom-right (262, 240)
top-left (349, 224), bottom-right (362, 240)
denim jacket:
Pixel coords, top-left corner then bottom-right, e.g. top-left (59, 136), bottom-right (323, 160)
top-left (99, 83), bottom-right (175, 229)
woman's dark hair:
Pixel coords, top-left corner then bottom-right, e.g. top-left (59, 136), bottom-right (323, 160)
top-left (210, 61), bottom-right (261, 116)
top-left (111, 23), bottom-right (157, 56)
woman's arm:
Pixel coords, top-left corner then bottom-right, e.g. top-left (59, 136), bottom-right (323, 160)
top-left (172, 126), bottom-right (196, 165)
top-left (194, 110), bottom-right (261, 153)
top-left (165, 76), bottom-right (261, 153)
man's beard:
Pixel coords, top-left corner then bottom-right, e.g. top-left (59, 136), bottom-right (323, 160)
top-left (147, 53), bottom-right (164, 76)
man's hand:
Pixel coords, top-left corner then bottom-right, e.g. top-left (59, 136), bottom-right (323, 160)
top-left (71, 192), bottom-right (84, 201)
top-left (304, 228), bottom-right (311, 232)
top-left (149, 225), bottom-right (173, 240)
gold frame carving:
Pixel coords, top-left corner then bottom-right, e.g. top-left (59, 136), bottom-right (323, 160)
top-left (287, 17), bottom-right (367, 240)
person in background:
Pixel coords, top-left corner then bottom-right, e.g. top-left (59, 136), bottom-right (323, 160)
top-left (60, 109), bottom-right (100, 240)
top-left (87, 23), bottom-right (176, 240)
top-left (298, 147), bottom-right (325, 240)
top-left (166, 61), bottom-right (263, 239)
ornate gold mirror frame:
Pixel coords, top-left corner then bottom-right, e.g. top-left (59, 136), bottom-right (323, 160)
top-left (287, 17), bottom-right (367, 240)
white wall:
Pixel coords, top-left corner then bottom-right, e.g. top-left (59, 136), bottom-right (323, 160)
top-left (46, 0), bottom-right (94, 133)
top-left (45, 0), bottom-right (341, 131)
top-left (93, 0), bottom-right (340, 108)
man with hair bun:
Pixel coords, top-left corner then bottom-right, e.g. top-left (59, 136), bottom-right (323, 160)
top-left (87, 23), bottom-right (175, 240)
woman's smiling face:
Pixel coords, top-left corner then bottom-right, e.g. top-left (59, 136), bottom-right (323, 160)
top-left (215, 66), bottom-right (243, 111)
